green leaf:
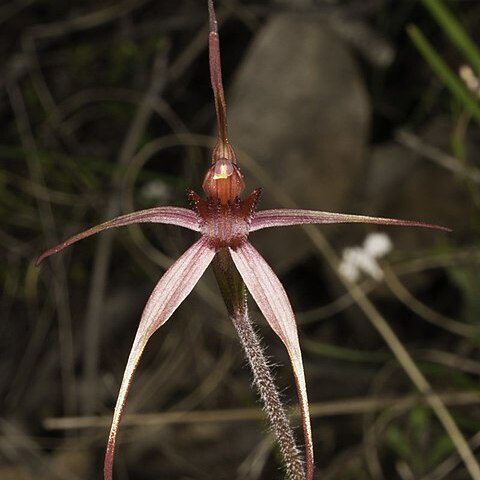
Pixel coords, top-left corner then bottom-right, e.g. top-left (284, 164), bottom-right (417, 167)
top-left (407, 24), bottom-right (480, 126)
top-left (421, 0), bottom-right (480, 74)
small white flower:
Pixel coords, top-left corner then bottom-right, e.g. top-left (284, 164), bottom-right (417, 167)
top-left (338, 249), bottom-right (362, 282)
top-left (338, 233), bottom-right (393, 282)
top-left (363, 232), bottom-right (393, 259)
top-left (459, 65), bottom-right (480, 96)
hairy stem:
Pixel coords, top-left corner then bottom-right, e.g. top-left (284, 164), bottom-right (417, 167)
top-left (212, 250), bottom-right (304, 479)
top-left (232, 304), bottom-right (305, 480)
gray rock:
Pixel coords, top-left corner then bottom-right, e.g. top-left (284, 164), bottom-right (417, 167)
top-left (227, 13), bottom-right (370, 272)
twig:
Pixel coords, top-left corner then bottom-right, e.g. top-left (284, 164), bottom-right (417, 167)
top-left (419, 349), bottom-right (480, 376)
top-left (395, 128), bottom-right (480, 184)
top-left (43, 391), bottom-right (480, 430)
top-left (421, 431), bottom-right (480, 480)
top-left (383, 264), bottom-right (476, 338)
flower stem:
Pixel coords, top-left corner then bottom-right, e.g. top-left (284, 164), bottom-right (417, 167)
top-left (231, 305), bottom-right (305, 480)
top-left (212, 249), bottom-right (304, 479)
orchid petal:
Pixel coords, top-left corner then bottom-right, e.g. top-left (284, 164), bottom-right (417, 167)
top-left (37, 207), bottom-right (200, 265)
top-left (104, 237), bottom-right (215, 480)
top-left (250, 209), bottom-right (451, 232)
top-left (229, 241), bottom-right (314, 480)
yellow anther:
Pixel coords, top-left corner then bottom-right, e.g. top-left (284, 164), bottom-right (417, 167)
top-left (212, 159), bottom-right (233, 180)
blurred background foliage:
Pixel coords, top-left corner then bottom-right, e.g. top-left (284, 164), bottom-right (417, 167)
top-left (1, 0), bottom-right (480, 479)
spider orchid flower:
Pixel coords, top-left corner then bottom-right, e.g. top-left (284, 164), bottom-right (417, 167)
top-left (37, 2), bottom-right (449, 479)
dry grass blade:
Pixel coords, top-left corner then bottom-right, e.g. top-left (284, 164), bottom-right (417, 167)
top-left (44, 391), bottom-right (480, 430)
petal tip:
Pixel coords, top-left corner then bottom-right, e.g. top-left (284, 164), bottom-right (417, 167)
top-left (35, 249), bottom-right (53, 267)
top-left (422, 223), bottom-right (452, 233)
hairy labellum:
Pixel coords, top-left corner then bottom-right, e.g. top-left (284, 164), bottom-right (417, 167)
top-left (188, 188), bottom-right (261, 249)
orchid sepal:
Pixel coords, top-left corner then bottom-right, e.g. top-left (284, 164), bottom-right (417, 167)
top-left (250, 209), bottom-right (451, 233)
top-left (36, 207), bottom-right (201, 266)
top-left (104, 237), bottom-right (215, 480)
top-left (229, 241), bottom-right (314, 480)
